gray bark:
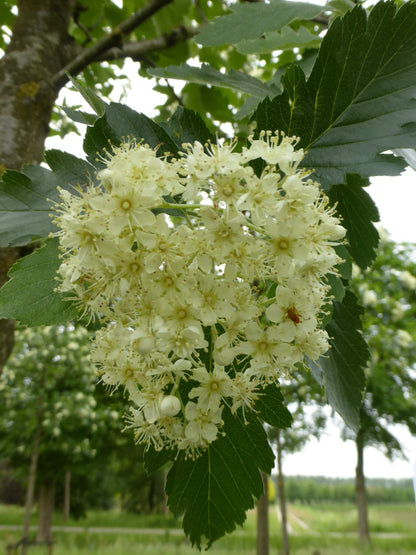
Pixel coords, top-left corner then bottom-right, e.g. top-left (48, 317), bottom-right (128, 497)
top-left (0, 0), bottom-right (77, 170)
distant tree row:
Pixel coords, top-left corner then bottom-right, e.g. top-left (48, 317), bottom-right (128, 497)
top-left (0, 324), bottom-right (168, 543)
top-left (279, 476), bottom-right (415, 505)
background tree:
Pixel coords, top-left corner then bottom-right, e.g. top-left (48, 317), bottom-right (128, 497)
top-left (273, 373), bottom-right (327, 555)
top-left (0, 324), bottom-right (126, 543)
top-left (346, 235), bottom-right (416, 542)
top-left (256, 371), bottom-right (327, 555)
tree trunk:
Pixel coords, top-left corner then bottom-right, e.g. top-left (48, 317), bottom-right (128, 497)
top-left (21, 418), bottom-right (42, 555)
top-left (0, 0), bottom-right (77, 170)
top-left (36, 480), bottom-right (55, 543)
top-left (163, 469), bottom-right (169, 515)
top-left (276, 428), bottom-right (290, 555)
top-left (148, 474), bottom-right (156, 513)
top-left (0, 0), bottom-right (78, 375)
top-left (63, 470), bottom-right (71, 521)
top-left (355, 436), bottom-right (370, 543)
top-left (256, 471), bottom-right (269, 555)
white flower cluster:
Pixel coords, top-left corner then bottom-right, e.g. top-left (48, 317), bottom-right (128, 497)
top-left (53, 130), bottom-right (345, 457)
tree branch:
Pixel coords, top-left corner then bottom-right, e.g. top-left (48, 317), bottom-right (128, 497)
top-left (53, 0), bottom-right (174, 89)
top-left (311, 14), bottom-right (329, 26)
top-left (99, 25), bottom-right (199, 63)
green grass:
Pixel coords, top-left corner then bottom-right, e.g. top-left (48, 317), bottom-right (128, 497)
top-left (1, 503), bottom-right (415, 554)
top-left (2, 532), bottom-right (416, 555)
top-left (289, 503), bottom-right (416, 535)
top-left (53, 509), bottom-right (180, 529)
top-left (368, 505), bottom-right (416, 533)
top-left (0, 505), bottom-right (179, 529)
top-left (0, 503), bottom-right (29, 526)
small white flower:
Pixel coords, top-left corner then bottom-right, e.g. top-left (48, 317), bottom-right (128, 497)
top-left (184, 402), bottom-right (222, 444)
top-left (189, 366), bottom-right (233, 411)
top-left (244, 131), bottom-right (304, 173)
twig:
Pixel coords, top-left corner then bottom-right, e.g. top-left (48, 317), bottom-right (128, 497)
top-left (53, 0), bottom-right (174, 89)
top-left (194, 0), bottom-right (208, 24)
top-left (164, 78), bottom-right (184, 107)
top-left (73, 3), bottom-right (92, 46)
top-left (99, 25), bottom-right (199, 62)
top-left (311, 15), bottom-right (329, 26)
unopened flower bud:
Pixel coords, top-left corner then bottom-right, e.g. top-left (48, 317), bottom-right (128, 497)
top-left (160, 395), bottom-right (181, 417)
top-left (133, 336), bottom-right (154, 354)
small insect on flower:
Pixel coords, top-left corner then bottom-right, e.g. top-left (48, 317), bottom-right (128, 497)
top-left (286, 307), bottom-right (300, 324)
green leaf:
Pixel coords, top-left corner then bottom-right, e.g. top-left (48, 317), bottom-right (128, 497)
top-left (161, 106), bottom-right (215, 147)
top-left (67, 73), bottom-right (107, 116)
top-left (83, 117), bottom-right (110, 165)
top-left (310, 290), bottom-right (368, 431)
top-left (327, 174), bottom-right (380, 269)
top-left (0, 238), bottom-right (78, 326)
top-left (392, 147), bottom-right (416, 171)
top-left (83, 103), bottom-right (179, 161)
top-left (166, 408), bottom-right (274, 548)
top-left (235, 50), bottom-right (319, 121)
top-left (44, 150), bottom-right (96, 187)
top-left (62, 106), bottom-right (99, 126)
top-left (149, 63), bottom-right (278, 99)
top-left (252, 1), bottom-right (416, 187)
top-left (105, 103), bottom-right (179, 153)
top-left (0, 166), bottom-right (61, 247)
top-left (334, 244), bottom-right (352, 281)
top-left (237, 25), bottom-right (322, 55)
top-left (183, 83), bottom-right (236, 124)
top-left (0, 153), bottom-right (94, 248)
top-left (236, 95), bottom-right (268, 121)
top-left (196, 0), bottom-right (324, 46)
top-left (143, 446), bottom-right (176, 473)
top-left (326, 274), bottom-right (345, 303)
top-left (327, 0), bottom-right (355, 16)
top-left (255, 384), bottom-right (293, 429)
